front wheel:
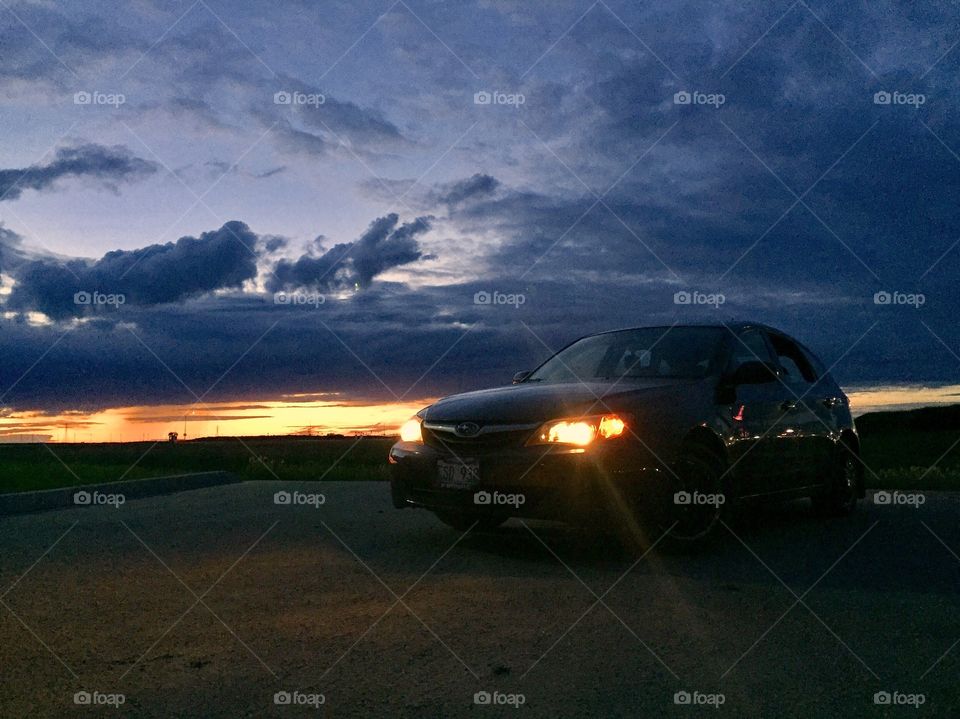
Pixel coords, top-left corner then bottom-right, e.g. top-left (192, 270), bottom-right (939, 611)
top-left (812, 451), bottom-right (859, 516)
top-left (628, 444), bottom-right (732, 552)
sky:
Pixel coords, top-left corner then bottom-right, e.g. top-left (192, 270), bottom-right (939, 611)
top-left (0, 0), bottom-right (959, 441)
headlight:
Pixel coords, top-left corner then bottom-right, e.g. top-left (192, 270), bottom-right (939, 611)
top-left (526, 413), bottom-right (627, 446)
top-left (399, 417), bottom-right (423, 443)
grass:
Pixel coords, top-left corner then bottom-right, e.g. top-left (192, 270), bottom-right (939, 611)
top-left (859, 429), bottom-right (960, 490)
top-left (0, 437), bottom-right (394, 494)
top-left (1, 411), bottom-right (959, 494)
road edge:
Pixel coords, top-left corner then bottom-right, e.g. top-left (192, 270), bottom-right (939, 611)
top-left (0, 471), bottom-right (241, 516)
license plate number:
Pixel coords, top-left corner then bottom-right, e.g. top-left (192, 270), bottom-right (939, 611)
top-left (436, 458), bottom-right (480, 489)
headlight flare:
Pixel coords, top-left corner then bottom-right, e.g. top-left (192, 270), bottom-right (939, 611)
top-left (526, 414), bottom-right (627, 446)
top-left (399, 417), bottom-right (423, 443)
top-left (599, 415), bottom-right (626, 439)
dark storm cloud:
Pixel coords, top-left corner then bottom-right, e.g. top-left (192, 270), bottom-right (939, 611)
top-left (144, 26), bottom-right (410, 155)
top-left (0, 144), bottom-right (157, 202)
top-left (3, 0), bottom-right (960, 415)
top-left (443, 1), bottom-right (960, 297)
top-left (0, 225), bottom-right (25, 282)
top-left (267, 214), bottom-right (433, 292)
top-left (1, 271), bottom-right (958, 414)
top-left (0, 3), bottom-right (143, 87)
top-left (435, 173), bottom-right (501, 206)
top-left (6, 222), bottom-right (259, 319)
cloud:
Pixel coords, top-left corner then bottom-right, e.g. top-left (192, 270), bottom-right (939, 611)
top-left (0, 224), bottom-right (26, 282)
top-left (6, 221), bottom-right (259, 319)
top-left (268, 213), bottom-right (433, 291)
top-left (0, 270), bottom-right (957, 415)
top-left (435, 173), bottom-right (501, 206)
top-left (0, 144), bottom-right (157, 202)
top-left (2, 1), bottom-right (960, 417)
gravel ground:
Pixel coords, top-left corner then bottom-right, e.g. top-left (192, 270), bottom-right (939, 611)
top-left (1, 481), bottom-right (959, 717)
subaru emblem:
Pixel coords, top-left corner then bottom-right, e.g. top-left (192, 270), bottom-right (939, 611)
top-left (455, 422), bottom-right (481, 437)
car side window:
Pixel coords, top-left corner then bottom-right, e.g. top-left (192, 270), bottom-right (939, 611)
top-left (769, 334), bottom-right (817, 383)
top-left (728, 330), bottom-right (774, 371)
top-left (798, 343), bottom-right (826, 380)
top-left (614, 348), bottom-right (651, 375)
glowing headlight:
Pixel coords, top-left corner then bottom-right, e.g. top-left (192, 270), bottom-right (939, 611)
top-left (399, 417), bottom-right (423, 443)
top-left (526, 414), bottom-right (627, 446)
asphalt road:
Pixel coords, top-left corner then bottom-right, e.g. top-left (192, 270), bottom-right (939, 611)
top-left (1, 482), bottom-right (959, 717)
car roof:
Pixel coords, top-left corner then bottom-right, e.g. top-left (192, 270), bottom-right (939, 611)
top-left (587, 321), bottom-right (785, 336)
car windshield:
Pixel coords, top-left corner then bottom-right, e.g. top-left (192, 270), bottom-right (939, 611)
top-left (527, 327), bottom-right (725, 383)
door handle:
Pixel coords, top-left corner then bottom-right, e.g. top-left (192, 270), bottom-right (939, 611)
top-left (780, 400), bottom-right (796, 411)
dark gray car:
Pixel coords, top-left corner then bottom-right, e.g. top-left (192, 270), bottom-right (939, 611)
top-left (389, 322), bottom-right (863, 547)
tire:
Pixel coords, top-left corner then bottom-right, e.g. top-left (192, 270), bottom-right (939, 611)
top-left (812, 449), bottom-right (859, 517)
top-left (433, 511), bottom-right (507, 531)
top-left (624, 443), bottom-right (732, 552)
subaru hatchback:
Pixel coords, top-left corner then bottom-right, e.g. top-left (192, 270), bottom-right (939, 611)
top-left (389, 323), bottom-right (863, 546)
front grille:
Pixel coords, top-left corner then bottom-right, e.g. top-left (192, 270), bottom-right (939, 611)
top-left (422, 422), bottom-right (537, 454)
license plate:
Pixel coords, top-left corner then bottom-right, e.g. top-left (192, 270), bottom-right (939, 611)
top-left (436, 457), bottom-right (480, 489)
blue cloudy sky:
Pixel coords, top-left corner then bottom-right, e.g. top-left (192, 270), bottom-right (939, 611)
top-left (0, 0), bottom-right (958, 419)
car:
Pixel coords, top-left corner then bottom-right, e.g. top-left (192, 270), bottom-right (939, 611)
top-left (388, 322), bottom-right (863, 547)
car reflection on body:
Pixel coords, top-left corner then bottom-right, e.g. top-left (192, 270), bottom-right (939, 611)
top-left (389, 322), bottom-right (863, 547)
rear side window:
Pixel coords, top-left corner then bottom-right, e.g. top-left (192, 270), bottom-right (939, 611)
top-left (798, 342), bottom-right (827, 379)
top-left (769, 333), bottom-right (817, 383)
top-left (728, 329), bottom-right (774, 371)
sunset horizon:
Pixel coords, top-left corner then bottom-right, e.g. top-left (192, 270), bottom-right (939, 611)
top-left (2, 382), bottom-right (959, 444)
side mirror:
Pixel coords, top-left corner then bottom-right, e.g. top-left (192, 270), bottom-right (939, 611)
top-left (512, 370), bottom-right (532, 384)
top-left (730, 361), bottom-right (778, 385)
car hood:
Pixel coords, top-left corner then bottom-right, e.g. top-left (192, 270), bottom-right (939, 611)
top-left (424, 378), bottom-right (704, 423)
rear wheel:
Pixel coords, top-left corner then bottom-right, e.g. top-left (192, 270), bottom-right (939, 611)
top-left (433, 511), bottom-right (506, 531)
top-left (812, 449), bottom-right (859, 516)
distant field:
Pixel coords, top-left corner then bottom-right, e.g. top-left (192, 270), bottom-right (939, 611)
top-left (0, 436), bottom-right (394, 494)
top-left (1, 404), bottom-right (959, 494)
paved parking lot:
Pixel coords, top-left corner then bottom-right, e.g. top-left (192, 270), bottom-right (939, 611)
top-left (1, 481), bottom-right (959, 717)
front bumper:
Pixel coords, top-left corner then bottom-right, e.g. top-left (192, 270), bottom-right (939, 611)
top-left (388, 440), bottom-right (666, 521)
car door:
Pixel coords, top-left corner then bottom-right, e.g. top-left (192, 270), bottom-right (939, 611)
top-left (767, 332), bottom-right (828, 491)
top-left (723, 329), bottom-right (798, 498)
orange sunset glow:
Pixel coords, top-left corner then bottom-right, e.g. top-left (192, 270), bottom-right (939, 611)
top-left (0, 395), bottom-right (436, 443)
top-left (1, 385), bottom-right (958, 444)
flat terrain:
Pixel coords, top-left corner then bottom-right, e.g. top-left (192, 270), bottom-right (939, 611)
top-left (2, 482), bottom-right (959, 717)
top-left (0, 437), bottom-right (394, 493)
top-left (2, 412), bottom-right (960, 494)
